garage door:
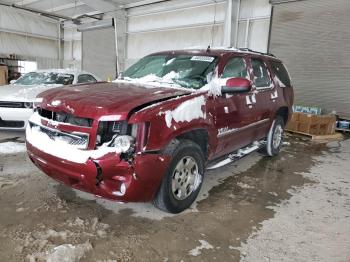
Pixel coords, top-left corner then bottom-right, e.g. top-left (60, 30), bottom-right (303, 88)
top-left (269, 0), bottom-right (350, 118)
top-left (82, 27), bottom-right (116, 81)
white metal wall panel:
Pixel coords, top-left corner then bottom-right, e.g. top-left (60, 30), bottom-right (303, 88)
top-left (0, 5), bottom-right (58, 39)
top-left (270, 0), bottom-right (350, 118)
top-left (82, 28), bottom-right (116, 80)
top-left (126, 25), bottom-right (223, 66)
top-left (126, 0), bottom-right (271, 67)
top-left (126, 1), bottom-right (225, 67)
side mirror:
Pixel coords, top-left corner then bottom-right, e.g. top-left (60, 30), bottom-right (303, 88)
top-left (10, 80), bottom-right (16, 84)
top-left (222, 77), bottom-right (252, 94)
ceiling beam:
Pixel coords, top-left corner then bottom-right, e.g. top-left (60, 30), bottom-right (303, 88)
top-left (15, 0), bottom-right (41, 6)
top-left (82, 0), bottom-right (117, 12)
top-left (45, 1), bottom-right (85, 13)
top-left (123, 0), bottom-right (170, 9)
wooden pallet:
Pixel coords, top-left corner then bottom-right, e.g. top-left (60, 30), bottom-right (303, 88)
top-left (286, 129), bottom-right (343, 141)
top-left (336, 128), bottom-right (350, 133)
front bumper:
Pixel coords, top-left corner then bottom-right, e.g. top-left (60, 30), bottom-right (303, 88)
top-left (0, 107), bottom-right (33, 130)
top-left (27, 142), bottom-right (171, 202)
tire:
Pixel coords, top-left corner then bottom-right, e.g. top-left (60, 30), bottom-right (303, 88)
top-left (265, 116), bottom-right (285, 156)
top-left (153, 139), bottom-right (205, 213)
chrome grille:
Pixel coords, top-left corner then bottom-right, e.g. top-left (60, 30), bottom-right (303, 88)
top-left (0, 101), bottom-right (24, 108)
top-left (37, 108), bottom-right (93, 127)
top-left (30, 122), bottom-right (89, 149)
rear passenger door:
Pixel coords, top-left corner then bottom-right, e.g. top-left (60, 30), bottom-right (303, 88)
top-left (247, 57), bottom-right (277, 137)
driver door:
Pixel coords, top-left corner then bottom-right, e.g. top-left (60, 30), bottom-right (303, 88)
top-left (212, 55), bottom-right (260, 157)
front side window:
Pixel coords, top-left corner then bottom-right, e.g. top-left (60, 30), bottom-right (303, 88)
top-left (270, 61), bottom-right (291, 87)
top-left (222, 57), bottom-right (248, 79)
top-left (14, 72), bottom-right (74, 85)
top-left (251, 58), bottom-right (272, 88)
top-left (123, 55), bottom-right (218, 89)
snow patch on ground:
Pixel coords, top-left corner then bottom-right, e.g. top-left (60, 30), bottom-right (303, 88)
top-left (189, 240), bottom-right (214, 256)
top-left (0, 142), bottom-right (26, 154)
top-left (27, 242), bottom-right (92, 262)
top-left (161, 96), bottom-right (206, 128)
top-left (238, 139), bottom-right (350, 262)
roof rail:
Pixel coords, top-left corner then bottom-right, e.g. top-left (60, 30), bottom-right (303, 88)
top-left (238, 48), bottom-right (275, 57)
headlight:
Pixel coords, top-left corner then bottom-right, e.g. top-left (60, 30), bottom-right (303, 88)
top-left (34, 97), bottom-right (43, 103)
top-left (111, 135), bottom-right (134, 153)
top-left (33, 97), bottom-right (43, 109)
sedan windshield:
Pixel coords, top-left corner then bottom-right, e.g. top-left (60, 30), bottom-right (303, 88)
top-left (14, 72), bottom-right (74, 86)
top-left (123, 54), bottom-right (218, 89)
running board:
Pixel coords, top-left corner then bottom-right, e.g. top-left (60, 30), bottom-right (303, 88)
top-left (206, 141), bottom-right (265, 170)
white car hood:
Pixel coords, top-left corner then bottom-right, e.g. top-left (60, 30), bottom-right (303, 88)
top-left (0, 84), bottom-right (62, 102)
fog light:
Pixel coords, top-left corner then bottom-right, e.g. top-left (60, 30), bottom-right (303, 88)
top-left (112, 182), bottom-right (126, 196)
top-left (24, 102), bottom-right (33, 108)
top-left (120, 182), bottom-right (126, 195)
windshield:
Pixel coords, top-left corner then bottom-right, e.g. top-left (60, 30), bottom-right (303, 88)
top-left (123, 54), bottom-right (218, 89)
top-left (14, 72), bottom-right (74, 86)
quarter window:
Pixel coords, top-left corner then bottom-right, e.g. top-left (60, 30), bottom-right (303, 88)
top-left (77, 74), bottom-right (97, 83)
top-left (251, 59), bottom-right (272, 88)
top-left (222, 57), bottom-right (248, 79)
top-left (270, 61), bottom-right (291, 87)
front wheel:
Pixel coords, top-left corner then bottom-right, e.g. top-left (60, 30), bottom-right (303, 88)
top-left (265, 116), bottom-right (285, 156)
top-left (153, 139), bottom-right (205, 213)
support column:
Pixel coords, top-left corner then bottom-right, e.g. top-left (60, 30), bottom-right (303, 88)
top-left (113, 9), bottom-right (127, 74)
top-left (223, 0), bottom-right (240, 47)
top-left (58, 22), bottom-right (64, 68)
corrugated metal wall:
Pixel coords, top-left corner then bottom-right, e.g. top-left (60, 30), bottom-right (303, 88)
top-left (269, 0), bottom-right (350, 118)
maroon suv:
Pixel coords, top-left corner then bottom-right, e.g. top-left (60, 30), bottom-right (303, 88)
top-left (26, 48), bottom-right (293, 213)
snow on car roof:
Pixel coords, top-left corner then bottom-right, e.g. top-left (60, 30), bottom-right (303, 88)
top-left (35, 69), bottom-right (88, 75)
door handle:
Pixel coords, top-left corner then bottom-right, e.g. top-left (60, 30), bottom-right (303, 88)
top-left (271, 90), bottom-right (278, 100)
top-left (246, 93), bottom-right (257, 106)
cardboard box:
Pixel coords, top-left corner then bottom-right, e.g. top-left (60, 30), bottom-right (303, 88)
top-left (0, 65), bottom-right (8, 86)
top-left (286, 120), bottom-right (299, 131)
top-left (287, 112), bottom-right (336, 135)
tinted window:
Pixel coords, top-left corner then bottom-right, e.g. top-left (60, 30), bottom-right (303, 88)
top-left (77, 74), bottom-right (97, 83)
top-left (15, 72), bottom-right (74, 85)
top-left (222, 57), bottom-right (248, 78)
top-left (270, 61), bottom-right (291, 87)
top-left (251, 59), bottom-right (271, 88)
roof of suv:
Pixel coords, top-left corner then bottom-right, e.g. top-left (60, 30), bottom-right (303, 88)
top-left (151, 47), bottom-right (282, 62)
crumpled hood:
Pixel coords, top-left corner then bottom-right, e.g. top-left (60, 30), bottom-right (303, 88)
top-left (38, 82), bottom-right (191, 120)
top-left (0, 84), bottom-right (62, 102)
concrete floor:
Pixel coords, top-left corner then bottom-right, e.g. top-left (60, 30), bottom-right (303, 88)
top-left (0, 131), bottom-right (349, 262)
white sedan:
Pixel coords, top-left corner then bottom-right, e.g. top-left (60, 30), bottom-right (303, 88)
top-left (0, 69), bottom-right (100, 130)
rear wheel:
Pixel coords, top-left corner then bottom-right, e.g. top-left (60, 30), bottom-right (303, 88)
top-left (153, 139), bottom-right (204, 213)
top-left (265, 116), bottom-right (285, 156)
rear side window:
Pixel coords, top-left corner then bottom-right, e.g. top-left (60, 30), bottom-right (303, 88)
top-left (222, 57), bottom-right (248, 79)
top-left (77, 74), bottom-right (97, 83)
top-left (251, 58), bottom-right (272, 88)
top-left (270, 61), bottom-right (291, 87)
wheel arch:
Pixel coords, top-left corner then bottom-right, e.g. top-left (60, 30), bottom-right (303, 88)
top-left (275, 106), bottom-right (289, 124)
top-left (175, 129), bottom-right (209, 161)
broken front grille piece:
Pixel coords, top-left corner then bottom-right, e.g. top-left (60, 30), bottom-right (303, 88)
top-left (30, 122), bottom-right (89, 149)
top-left (37, 108), bottom-right (93, 127)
